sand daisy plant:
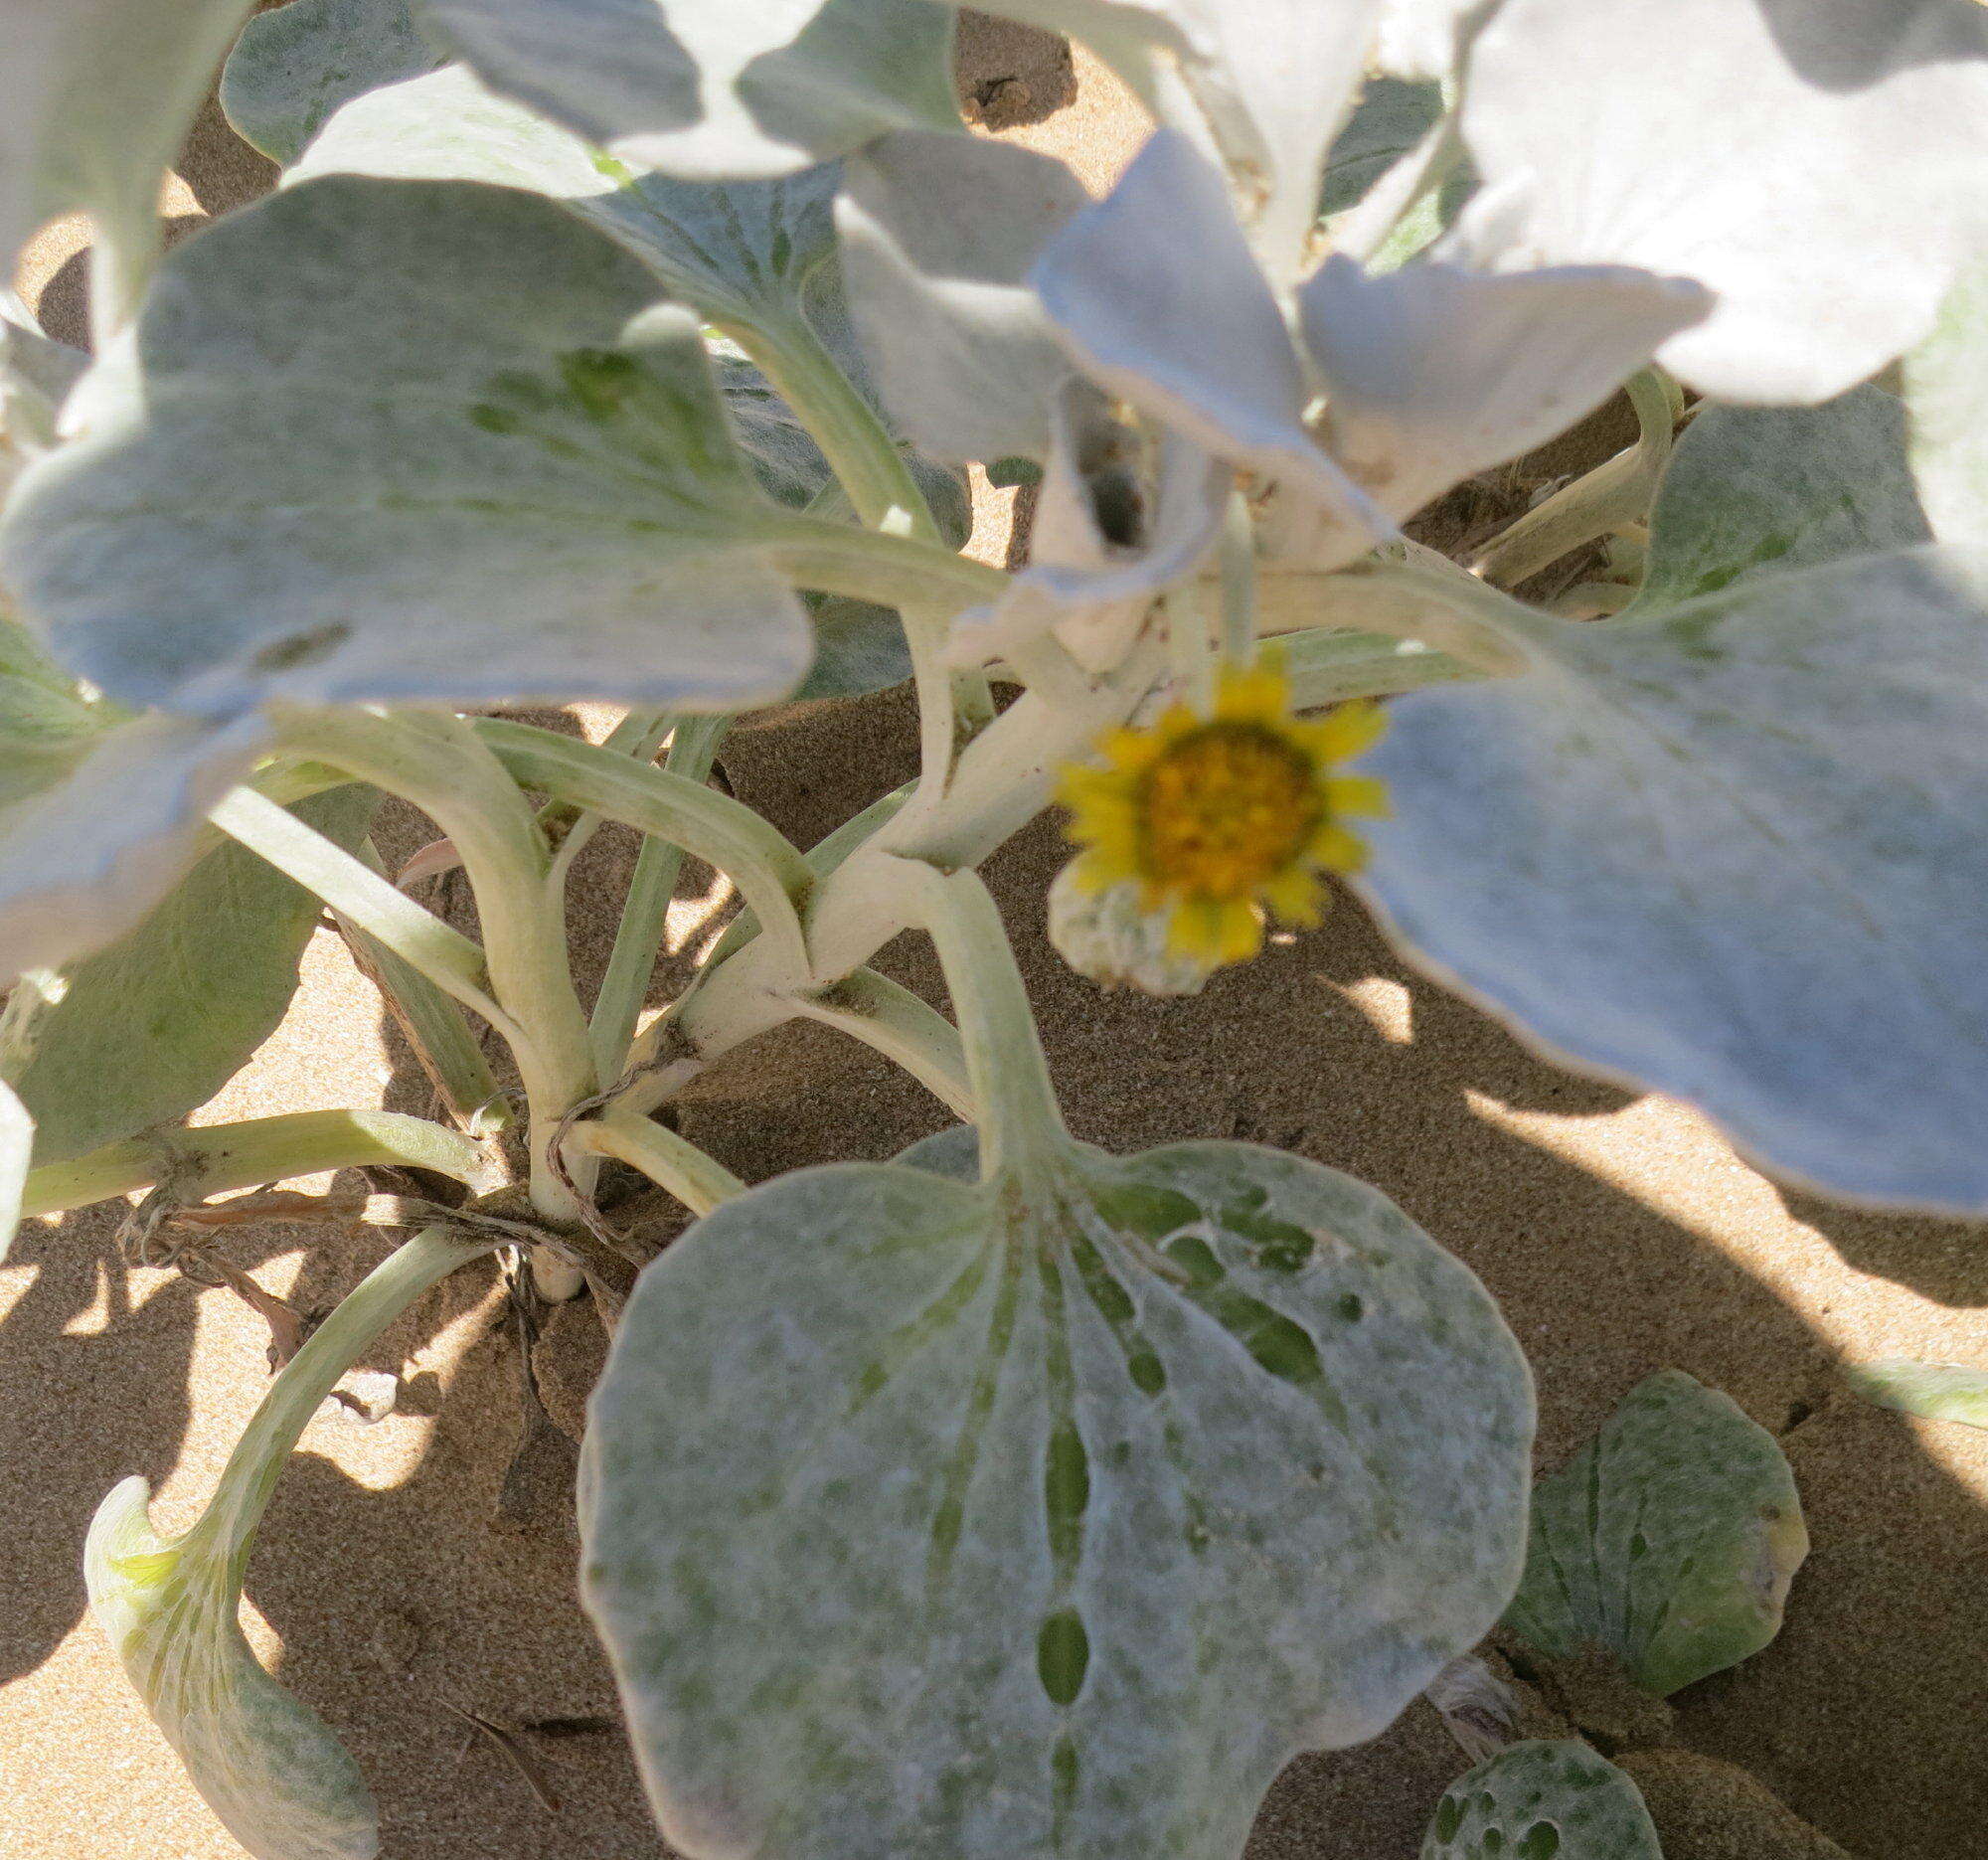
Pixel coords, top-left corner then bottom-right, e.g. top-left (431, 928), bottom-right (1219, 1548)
top-left (1058, 652), bottom-right (1390, 968)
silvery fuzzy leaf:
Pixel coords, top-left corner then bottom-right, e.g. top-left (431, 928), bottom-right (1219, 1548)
top-left (0, 0), bottom-right (258, 317)
top-left (0, 713), bottom-right (268, 979)
top-left (1359, 545), bottom-right (1988, 1215)
top-left (839, 131), bottom-right (1091, 465)
top-left (938, 0), bottom-right (1380, 275)
top-left (0, 298), bottom-right (86, 491)
top-left (221, 0), bottom-right (447, 165)
top-left (1458, 0), bottom-right (1988, 403)
top-left (284, 60), bottom-right (612, 195)
top-left (581, 1139), bottom-right (1533, 1860)
top-left (0, 177), bottom-right (820, 718)
top-left (1162, 0), bottom-right (1385, 275)
top-left (413, 0), bottom-right (959, 182)
top-left (1904, 249), bottom-right (1988, 548)
top-left (1849, 1359), bottom-right (1988, 1430)
top-left (84, 1225), bottom-right (493, 1860)
top-left (1034, 130), bottom-right (1382, 537)
top-left (87, 1476), bottom-right (381, 1860)
top-left (1639, 384), bottom-right (1931, 608)
top-left (289, 62), bottom-right (855, 341)
top-left (1503, 1372), bottom-right (1806, 1697)
top-left (1296, 247), bottom-right (1707, 525)
top-left (8, 785), bottom-right (375, 1166)
top-left (1422, 1741), bottom-right (1662, 1860)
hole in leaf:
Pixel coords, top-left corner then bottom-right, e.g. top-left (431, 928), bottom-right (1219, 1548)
top-left (1336, 1293), bottom-right (1365, 1322)
top-left (1518, 1823), bottom-right (1561, 1860)
top-left (1629, 1532), bottom-right (1650, 1560)
top-left (1433, 1796), bottom-right (1463, 1841)
top-left (1482, 1829), bottom-right (1505, 1855)
top-left (1037, 1609), bottom-right (1089, 1707)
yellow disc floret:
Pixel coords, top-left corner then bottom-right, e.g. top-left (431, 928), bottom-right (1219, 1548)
top-left (1058, 654), bottom-right (1389, 967)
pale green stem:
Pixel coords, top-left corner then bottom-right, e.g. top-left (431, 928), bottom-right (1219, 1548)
top-left (790, 968), bottom-right (976, 1121)
top-left (764, 520), bottom-right (1010, 618)
top-left (1220, 488), bottom-right (1257, 663)
top-left (474, 720), bottom-right (813, 978)
top-left (589, 714), bottom-right (731, 1080)
top-left (338, 840), bottom-right (511, 1134)
top-left (539, 706), bottom-right (676, 854)
top-left (695, 779), bottom-right (913, 975)
top-left (884, 860), bottom-right (1067, 1182)
top-left (270, 710), bottom-right (597, 1295)
top-left (737, 317), bottom-right (970, 797)
top-left (734, 317), bottom-right (936, 537)
top-left (1330, 541), bottom-right (1546, 670)
top-left (22, 1109), bottom-right (501, 1220)
top-left (631, 639), bottom-right (1166, 1116)
top-left (182, 1228), bottom-right (499, 1578)
top-left (210, 787), bottom-right (509, 1035)
top-left (1166, 588), bottom-right (1217, 714)
top-left (1471, 369), bottom-right (1678, 589)
top-left (1279, 626), bottom-right (1482, 707)
top-left (563, 1105), bottom-right (743, 1217)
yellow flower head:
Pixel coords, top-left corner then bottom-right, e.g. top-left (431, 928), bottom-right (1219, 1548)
top-left (1058, 654), bottom-right (1389, 967)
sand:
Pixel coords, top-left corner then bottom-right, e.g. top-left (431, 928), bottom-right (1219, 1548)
top-left (5, 23), bottom-right (1986, 1860)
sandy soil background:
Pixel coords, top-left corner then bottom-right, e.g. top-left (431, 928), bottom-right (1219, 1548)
top-left (4, 21), bottom-right (1986, 1860)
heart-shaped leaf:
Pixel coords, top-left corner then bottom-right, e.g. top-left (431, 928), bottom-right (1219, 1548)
top-left (1360, 545), bottom-right (1988, 1214)
top-left (414, 0), bottom-right (959, 182)
top-left (1422, 1741), bottom-right (1661, 1860)
top-left (221, 0), bottom-right (447, 165)
top-left (581, 1137), bottom-right (1532, 1860)
top-left (1639, 383), bottom-right (1931, 607)
top-left (2, 177), bottom-right (851, 717)
top-left (8, 785), bottom-right (375, 1166)
top-left (1502, 1371), bottom-right (1806, 1697)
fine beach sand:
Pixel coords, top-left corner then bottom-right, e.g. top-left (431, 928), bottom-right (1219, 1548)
top-left (4, 24), bottom-right (1986, 1859)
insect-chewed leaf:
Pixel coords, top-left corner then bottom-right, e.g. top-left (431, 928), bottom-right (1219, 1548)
top-left (1849, 1359), bottom-right (1988, 1430)
top-left (0, 177), bottom-right (818, 718)
top-left (1360, 543), bottom-right (1988, 1216)
top-left (9, 785), bottom-right (375, 1166)
top-left (1638, 382), bottom-right (1931, 607)
top-left (222, 0), bottom-right (447, 165)
top-left (1503, 1371), bottom-right (1806, 1698)
top-left (413, 0), bottom-right (959, 182)
top-left (86, 1476), bottom-right (380, 1860)
top-left (1421, 1741), bottom-right (1662, 1860)
top-left (581, 1138), bottom-right (1533, 1860)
